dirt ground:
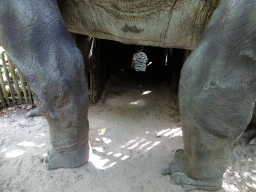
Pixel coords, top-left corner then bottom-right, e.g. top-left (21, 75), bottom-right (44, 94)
top-left (1, 71), bottom-right (256, 192)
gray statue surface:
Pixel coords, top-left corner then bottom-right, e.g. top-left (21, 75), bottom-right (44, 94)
top-left (0, 0), bottom-right (255, 191)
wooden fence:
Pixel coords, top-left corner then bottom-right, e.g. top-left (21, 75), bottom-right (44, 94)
top-left (0, 51), bottom-right (33, 108)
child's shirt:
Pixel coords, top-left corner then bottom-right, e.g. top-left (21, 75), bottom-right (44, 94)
top-left (132, 52), bottom-right (148, 72)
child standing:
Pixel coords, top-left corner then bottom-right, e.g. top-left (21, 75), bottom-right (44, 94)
top-left (131, 45), bottom-right (148, 91)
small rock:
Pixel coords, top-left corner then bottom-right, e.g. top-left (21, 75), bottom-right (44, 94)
top-left (98, 128), bottom-right (106, 135)
top-left (26, 105), bottom-right (32, 110)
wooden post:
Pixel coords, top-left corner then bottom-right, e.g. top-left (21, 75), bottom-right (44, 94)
top-left (90, 65), bottom-right (98, 104)
top-left (0, 62), bottom-right (9, 105)
top-left (0, 83), bottom-right (6, 107)
top-left (1, 52), bottom-right (16, 104)
top-left (90, 69), bottom-right (93, 103)
top-left (183, 49), bottom-right (192, 63)
top-left (7, 54), bottom-right (23, 103)
top-left (91, 39), bottom-right (100, 104)
top-left (91, 63), bottom-right (98, 104)
top-left (27, 82), bottom-right (33, 103)
top-left (16, 71), bottom-right (29, 103)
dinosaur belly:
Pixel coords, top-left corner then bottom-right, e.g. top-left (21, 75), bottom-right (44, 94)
top-left (59, 0), bottom-right (219, 49)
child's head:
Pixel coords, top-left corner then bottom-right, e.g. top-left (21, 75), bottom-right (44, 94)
top-left (135, 45), bottom-right (144, 52)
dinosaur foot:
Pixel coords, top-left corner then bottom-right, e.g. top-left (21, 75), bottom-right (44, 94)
top-left (45, 143), bottom-right (89, 170)
top-left (162, 149), bottom-right (222, 191)
top-left (25, 108), bottom-right (42, 118)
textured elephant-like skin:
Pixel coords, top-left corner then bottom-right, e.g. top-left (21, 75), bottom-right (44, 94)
top-left (161, 1), bottom-right (256, 191)
top-left (0, 0), bottom-right (256, 191)
top-left (0, 0), bottom-right (90, 169)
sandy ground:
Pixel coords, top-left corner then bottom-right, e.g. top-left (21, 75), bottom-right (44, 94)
top-left (1, 71), bottom-right (256, 192)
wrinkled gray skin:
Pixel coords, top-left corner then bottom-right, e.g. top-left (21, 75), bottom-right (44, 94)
top-left (0, 0), bottom-right (256, 191)
top-left (0, 0), bottom-right (90, 169)
top-left (162, 1), bottom-right (256, 191)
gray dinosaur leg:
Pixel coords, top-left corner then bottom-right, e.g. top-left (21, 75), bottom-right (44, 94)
top-left (0, 0), bottom-right (90, 169)
top-left (162, 1), bottom-right (256, 191)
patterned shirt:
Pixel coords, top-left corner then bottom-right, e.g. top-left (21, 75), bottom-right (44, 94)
top-left (132, 52), bottom-right (148, 72)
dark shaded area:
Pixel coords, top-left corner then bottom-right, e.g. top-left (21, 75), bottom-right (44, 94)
top-left (72, 34), bottom-right (190, 104)
top-left (99, 40), bottom-right (190, 99)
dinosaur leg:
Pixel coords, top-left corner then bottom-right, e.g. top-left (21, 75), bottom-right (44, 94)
top-left (0, 0), bottom-right (90, 169)
top-left (162, 1), bottom-right (256, 191)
